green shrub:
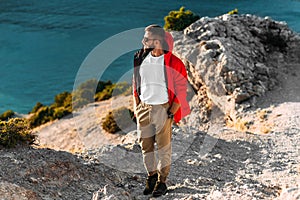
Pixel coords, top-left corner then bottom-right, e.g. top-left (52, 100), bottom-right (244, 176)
top-left (53, 91), bottom-right (72, 108)
top-left (94, 85), bottom-right (114, 101)
top-left (164, 6), bottom-right (200, 31)
top-left (28, 91), bottom-right (73, 128)
top-left (102, 111), bottom-right (120, 133)
top-left (30, 102), bottom-right (44, 114)
top-left (0, 118), bottom-right (36, 148)
top-left (28, 79), bottom-right (130, 128)
top-left (0, 110), bottom-right (14, 121)
top-left (102, 107), bottom-right (134, 134)
top-left (112, 82), bottom-right (132, 96)
top-left (72, 79), bottom-right (112, 108)
top-left (74, 79), bottom-right (130, 105)
top-left (228, 8), bottom-right (238, 15)
top-left (28, 106), bottom-right (54, 128)
top-left (77, 79), bottom-right (98, 92)
top-left (72, 88), bottom-right (95, 109)
top-left (77, 79), bottom-right (112, 94)
top-left (96, 80), bottom-right (113, 93)
top-left (76, 89), bottom-right (94, 102)
top-left (53, 107), bottom-right (71, 119)
top-left (62, 93), bottom-right (73, 111)
top-left (72, 79), bottom-right (98, 109)
top-left (94, 82), bottom-right (131, 101)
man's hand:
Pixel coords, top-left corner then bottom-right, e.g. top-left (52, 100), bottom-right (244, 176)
top-left (167, 110), bottom-right (174, 119)
top-left (168, 102), bottom-right (180, 115)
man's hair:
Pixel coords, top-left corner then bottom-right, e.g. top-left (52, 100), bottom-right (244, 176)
top-left (145, 24), bottom-right (169, 51)
top-left (145, 24), bottom-right (165, 40)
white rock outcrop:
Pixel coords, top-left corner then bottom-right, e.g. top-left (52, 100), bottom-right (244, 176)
top-left (172, 14), bottom-right (300, 124)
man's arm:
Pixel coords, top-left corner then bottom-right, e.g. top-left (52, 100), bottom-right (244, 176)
top-left (170, 56), bottom-right (188, 116)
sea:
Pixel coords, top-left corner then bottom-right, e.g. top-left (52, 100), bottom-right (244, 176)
top-left (1, 0), bottom-right (300, 114)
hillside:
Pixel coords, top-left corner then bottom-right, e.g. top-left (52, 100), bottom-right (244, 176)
top-left (1, 13), bottom-right (300, 199)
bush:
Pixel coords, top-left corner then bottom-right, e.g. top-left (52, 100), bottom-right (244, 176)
top-left (53, 91), bottom-right (72, 108)
top-left (73, 79), bottom-right (113, 108)
top-left (94, 84), bottom-right (114, 101)
top-left (53, 107), bottom-right (71, 119)
top-left (62, 93), bottom-right (73, 111)
top-left (28, 106), bottom-right (54, 128)
top-left (164, 6), bottom-right (200, 31)
top-left (0, 118), bottom-right (36, 148)
top-left (72, 89), bottom-right (95, 109)
top-left (28, 91), bottom-right (73, 128)
top-left (28, 79), bottom-right (130, 128)
top-left (77, 79), bottom-right (98, 92)
top-left (72, 79), bottom-right (98, 109)
top-left (94, 82), bottom-right (131, 101)
top-left (102, 111), bottom-right (120, 133)
top-left (112, 82), bottom-right (132, 96)
top-left (96, 80), bottom-right (113, 93)
top-left (102, 107), bottom-right (134, 134)
top-left (228, 8), bottom-right (238, 15)
top-left (74, 79), bottom-right (130, 105)
top-left (28, 105), bottom-right (73, 128)
top-left (0, 110), bottom-right (14, 121)
top-left (30, 102), bottom-right (44, 114)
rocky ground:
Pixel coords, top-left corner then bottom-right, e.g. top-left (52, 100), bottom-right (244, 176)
top-left (0, 103), bottom-right (299, 199)
top-left (1, 13), bottom-right (300, 199)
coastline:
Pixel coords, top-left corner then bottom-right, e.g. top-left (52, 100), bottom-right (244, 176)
top-left (1, 0), bottom-right (300, 114)
top-left (1, 12), bottom-right (300, 199)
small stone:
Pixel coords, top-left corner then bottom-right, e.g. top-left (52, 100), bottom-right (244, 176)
top-left (233, 88), bottom-right (251, 103)
top-left (214, 154), bottom-right (222, 159)
top-left (29, 177), bottom-right (38, 184)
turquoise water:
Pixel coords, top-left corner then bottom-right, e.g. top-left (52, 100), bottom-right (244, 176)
top-left (0, 0), bottom-right (300, 114)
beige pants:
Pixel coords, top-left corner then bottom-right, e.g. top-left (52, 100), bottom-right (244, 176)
top-left (135, 101), bottom-right (173, 183)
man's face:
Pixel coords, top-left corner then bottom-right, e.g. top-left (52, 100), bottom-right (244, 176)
top-left (142, 31), bottom-right (157, 49)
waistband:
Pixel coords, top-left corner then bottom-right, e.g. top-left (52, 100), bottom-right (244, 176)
top-left (140, 101), bottom-right (169, 108)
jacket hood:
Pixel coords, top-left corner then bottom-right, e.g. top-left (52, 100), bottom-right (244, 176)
top-left (165, 31), bottom-right (173, 52)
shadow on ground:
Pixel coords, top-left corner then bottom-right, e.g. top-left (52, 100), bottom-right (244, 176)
top-left (168, 131), bottom-right (278, 198)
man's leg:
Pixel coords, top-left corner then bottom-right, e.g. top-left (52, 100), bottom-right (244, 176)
top-left (138, 124), bottom-right (157, 175)
top-left (136, 103), bottom-right (158, 195)
top-left (139, 124), bottom-right (159, 195)
top-left (155, 117), bottom-right (172, 183)
top-left (150, 104), bottom-right (172, 197)
top-left (150, 103), bottom-right (172, 182)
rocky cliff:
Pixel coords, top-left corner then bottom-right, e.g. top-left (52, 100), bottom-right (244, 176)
top-left (172, 14), bottom-right (300, 132)
top-left (0, 13), bottom-right (299, 200)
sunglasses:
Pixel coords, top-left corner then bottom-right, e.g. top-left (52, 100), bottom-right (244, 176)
top-left (143, 37), bottom-right (160, 42)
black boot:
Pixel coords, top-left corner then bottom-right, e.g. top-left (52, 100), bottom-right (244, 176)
top-left (143, 173), bottom-right (158, 195)
top-left (152, 181), bottom-right (167, 197)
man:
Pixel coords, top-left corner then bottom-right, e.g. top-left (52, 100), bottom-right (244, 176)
top-left (133, 24), bottom-right (190, 197)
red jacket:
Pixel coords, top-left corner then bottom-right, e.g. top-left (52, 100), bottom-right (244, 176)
top-left (133, 32), bottom-right (190, 123)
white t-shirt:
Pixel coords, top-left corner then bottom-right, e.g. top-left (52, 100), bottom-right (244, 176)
top-left (139, 53), bottom-right (168, 104)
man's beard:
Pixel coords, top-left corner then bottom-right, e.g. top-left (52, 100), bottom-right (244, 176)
top-left (144, 47), bottom-right (154, 52)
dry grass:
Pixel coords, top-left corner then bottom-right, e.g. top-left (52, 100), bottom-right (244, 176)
top-left (257, 109), bottom-right (267, 121)
top-left (226, 116), bottom-right (250, 132)
top-left (225, 110), bottom-right (273, 134)
top-left (260, 125), bottom-right (271, 134)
